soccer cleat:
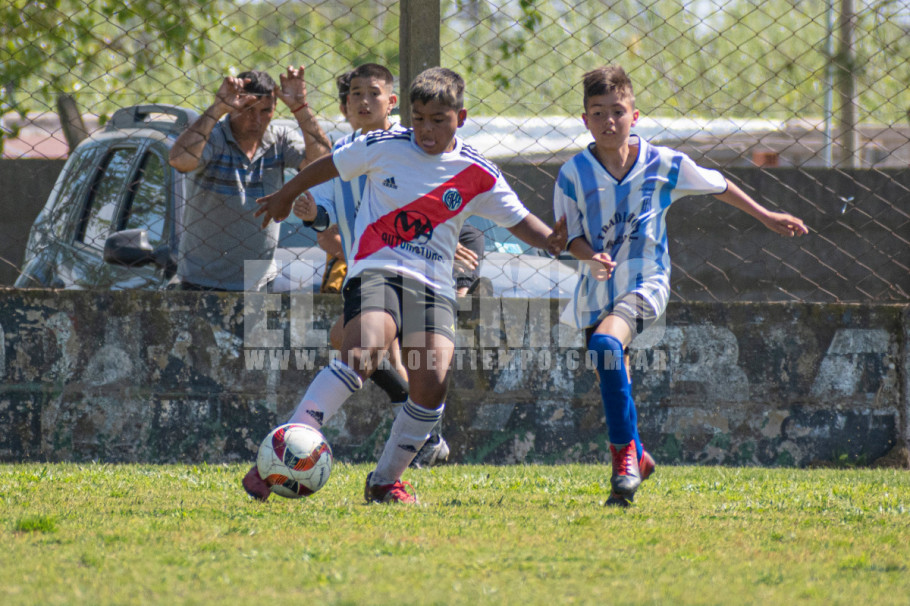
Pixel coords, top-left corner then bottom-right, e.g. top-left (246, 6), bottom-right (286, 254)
top-left (640, 450), bottom-right (656, 481)
top-left (364, 472), bottom-right (418, 504)
top-left (410, 434), bottom-right (451, 468)
top-left (605, 491), bottom-right (634, 507)
top-left (242, 464), bottom-right (271, 502)
top-left (609, 441), bottom-right (642, 500)
top-left (606, 445), bottom-right (655, 507)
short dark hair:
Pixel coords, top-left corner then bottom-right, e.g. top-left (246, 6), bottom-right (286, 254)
top-left (339, 63), bottom-right (395, 105)
top-left (409, 67), bottom-right (464, 111)
top-left (350, 63), bottom-right (394, 87)
top-left (582, 65), bottom-right (635, 109)
top-left (336, 70), bottom-right (353, 105)
top-left (237, 70), bottom-right (276, 97)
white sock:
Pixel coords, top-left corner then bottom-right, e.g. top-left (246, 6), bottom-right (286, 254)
top-left (370, 399), bottom-right (445, 486)
top-left (287, 359), bottom-right (362, 428)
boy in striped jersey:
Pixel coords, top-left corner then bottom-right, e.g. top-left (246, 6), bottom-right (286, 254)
top-left (248, 67), bottom-right (566, 504)
top-left (555, 65), bottom-right (808, 506)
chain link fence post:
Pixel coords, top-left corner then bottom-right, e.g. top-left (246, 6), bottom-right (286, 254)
top-left (399, 0), bottom-right (441, 127)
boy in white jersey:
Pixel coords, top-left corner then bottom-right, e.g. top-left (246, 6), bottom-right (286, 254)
top-left (249, 67), bottom-right (566, 504)
top-left (555, 65), bottom-right (808, 507)
top-left (300, 64), bottom-right (455, 471)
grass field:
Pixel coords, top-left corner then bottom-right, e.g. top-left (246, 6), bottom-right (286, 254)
top-left (2, 462), bottom-right (908, 605)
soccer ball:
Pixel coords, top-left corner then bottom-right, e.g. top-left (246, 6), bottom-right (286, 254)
top-left (256, 423), bottom-right (333, 498)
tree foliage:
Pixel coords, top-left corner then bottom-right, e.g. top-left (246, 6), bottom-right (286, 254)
top-left (0, 0), bottom-right (399, 146)
top-left (442, 0), bottom-right (910, 122)
top-left (0, 0), bottom-right (218, 114)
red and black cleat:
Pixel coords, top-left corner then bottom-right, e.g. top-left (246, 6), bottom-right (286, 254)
top-left (242, 464), bottom-right (271, 502)
top-left (364, 472), bottom-right (418, 504)
top-left (606, 441), bottom-right (655, 508)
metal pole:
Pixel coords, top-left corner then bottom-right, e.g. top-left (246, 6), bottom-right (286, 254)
top-left (837, 0), bottom-right (857, 168)
top-left (823, 0), bottom-right (835, 168)
top-left (399, 0), bottom-right (441, 127)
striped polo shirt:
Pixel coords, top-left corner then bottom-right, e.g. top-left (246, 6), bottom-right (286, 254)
top-left (177, 116), bottom-right (307, 290)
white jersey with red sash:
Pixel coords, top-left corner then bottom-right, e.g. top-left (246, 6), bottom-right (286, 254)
top-left (332, 128), bottom-right (529, 300)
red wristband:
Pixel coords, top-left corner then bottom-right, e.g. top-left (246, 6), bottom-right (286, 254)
top-left (291, 102), bottom-right (308, 113)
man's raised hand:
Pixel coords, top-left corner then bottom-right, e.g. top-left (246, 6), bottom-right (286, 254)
top-left (214, 76), bottom-right (253, 113)
top-left (277, 66), bottom-right (309, 110)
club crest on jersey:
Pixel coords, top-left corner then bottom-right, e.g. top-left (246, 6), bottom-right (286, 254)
top-left (393, 210), bottom-right (434, 244)
top-left (442, 188), bottom-right (463, 211)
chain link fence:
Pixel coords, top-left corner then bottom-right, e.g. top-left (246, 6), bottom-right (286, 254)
top-left (2, 0), bottom-right (908, 302)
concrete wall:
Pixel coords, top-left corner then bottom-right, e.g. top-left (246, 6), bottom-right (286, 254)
top-left (0, 159), bottom-right (64, 286)
top-left (1, 290), bottom-right (906, 467)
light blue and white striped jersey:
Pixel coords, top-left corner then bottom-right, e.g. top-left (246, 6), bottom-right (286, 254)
top-left (554, 135), bottom-right (727, 329)
top-left (309, 124), bottom-right (408, 262)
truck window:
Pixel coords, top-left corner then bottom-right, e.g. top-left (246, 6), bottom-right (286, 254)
top-left (76, 147), bottom-right (137, 250)
top-left (123, 151), bottom-right (168, 248)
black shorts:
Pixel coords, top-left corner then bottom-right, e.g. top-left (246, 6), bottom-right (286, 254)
top-left (342, 271), bottom-right (456, 343)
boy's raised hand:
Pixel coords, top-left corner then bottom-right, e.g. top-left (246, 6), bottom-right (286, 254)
top-left (587, 252), bottom-right (617, 281)
top-left (762, 212), bottom-right (809, 237)
top-left (255, 190), bottom-right (294, 228)
top-left (292, 191), bottom-right (317, 222)
top-left (454, 243), bottom-right (479, 271)
top-left (546, 216), bottom-right (568, 256)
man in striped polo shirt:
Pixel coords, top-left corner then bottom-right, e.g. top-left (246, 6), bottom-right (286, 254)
top-left (169, 67), bottom-right (331, 291)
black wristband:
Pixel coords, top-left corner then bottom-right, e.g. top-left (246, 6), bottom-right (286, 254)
top-left (303, 206), bottom-right (330, 232)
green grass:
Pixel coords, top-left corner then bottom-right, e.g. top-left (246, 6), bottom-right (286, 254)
top-left (1, 463), bottom-right (908, 605)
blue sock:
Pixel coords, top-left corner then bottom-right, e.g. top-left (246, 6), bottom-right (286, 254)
top-left (588, 333), bottom-right (643, 460)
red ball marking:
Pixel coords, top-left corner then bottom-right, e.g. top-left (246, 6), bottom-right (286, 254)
top-left (295, 442), bottom-right (330, 471)
top-left (265, 473), bottom-right (287, 487)
top-left (271, 427), bottom-right (287, 460)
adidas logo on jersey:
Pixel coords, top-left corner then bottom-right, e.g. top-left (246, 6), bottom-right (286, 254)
top-left (382, 176), bottom-right (398, 189)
